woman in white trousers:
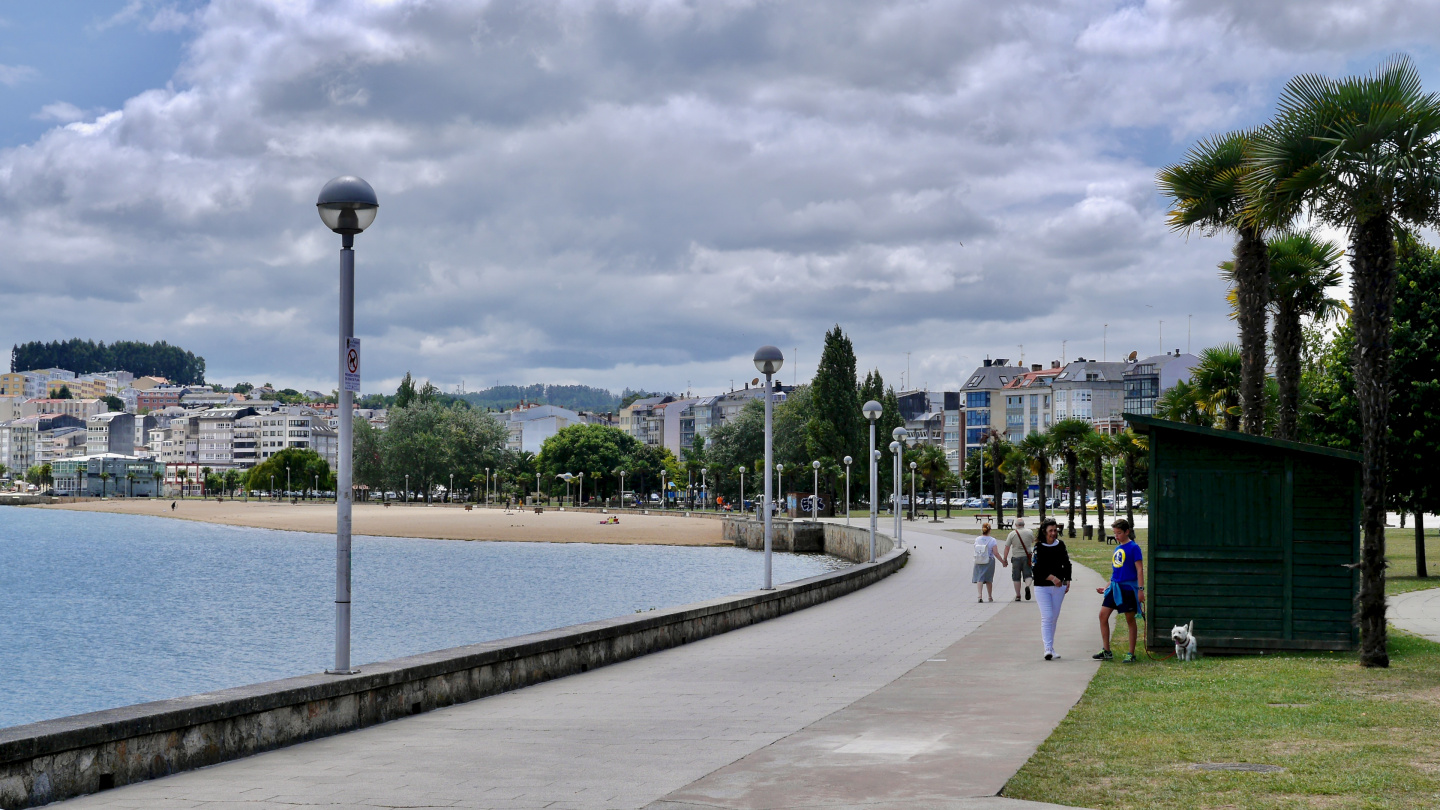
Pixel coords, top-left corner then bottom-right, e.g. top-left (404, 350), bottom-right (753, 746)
top-left (1030, 517), bottom-right (1073, 660)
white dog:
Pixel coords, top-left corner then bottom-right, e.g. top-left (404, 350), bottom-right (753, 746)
top-left (1171, 621), bottom-right (1199, 661)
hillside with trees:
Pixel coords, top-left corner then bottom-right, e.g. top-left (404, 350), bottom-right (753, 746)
top-left (11, 339), bottom-right (205, 384)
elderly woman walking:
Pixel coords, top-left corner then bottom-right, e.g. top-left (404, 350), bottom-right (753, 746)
top-left (972, 523), bottom-right (1009, 603)
top-left (1032, 517), bottom-right (1073, 660)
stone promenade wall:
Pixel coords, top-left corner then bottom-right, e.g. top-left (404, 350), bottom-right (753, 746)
top-left (0, 545), bottom-right (905, 808)
top-left (722, 518), bottom-right (894, 563)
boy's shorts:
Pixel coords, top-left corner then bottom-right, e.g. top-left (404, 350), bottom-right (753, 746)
top-left (1101, 584), bottom-right (1140, 613)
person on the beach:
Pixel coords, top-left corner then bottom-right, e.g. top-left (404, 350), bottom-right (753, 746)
top-left (1094, 518), bottom-right (1145, 664)
top-left (971, 523), bottom-right (1008, 603)
top-left (1004, 517), bottom-right (1035, 602)
top-left (1032, 517), bottom-right (1072, 660)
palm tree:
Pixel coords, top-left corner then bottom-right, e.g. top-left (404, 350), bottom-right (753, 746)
top-left (1000, 446), bottom-right (1029, 519)
top-left (1113, 429), bottom-right (1148, 527)
top-left (1018, 432), bottom-right (1053, 521)
top-left (1156, 380), bottom-right (1206, 425)
top-left (1223, 231), bottom-right (1347, 440)
top-left (987, 431), bottom-right (1010, 526)
top-left (1159, 130), bottom-right (1273, 435)
top-left (912, 443), bottom-right (948, 523)
top-left (1249, 56), bottom-right (1440, 667)
top-left (1086, 433), bottom-right (1115, 530)
top-left (1049, 419), bottom-right (1093, 538)
top-left (98, 471), bottom-right (110, 498)
top-left (1191, 344), bottom-right (1243, 430)
top-left (176, 468), bottom-right (189, 499)
top-left (126, 471), bottom-right (137, 498)
top-left (152, 470), bottom-right (163, 497)
top-left (201, 466), bottom-right (213, 498)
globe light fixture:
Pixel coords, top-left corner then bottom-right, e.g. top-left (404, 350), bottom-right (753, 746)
top-left (317, 175), bottom-right (378, 676)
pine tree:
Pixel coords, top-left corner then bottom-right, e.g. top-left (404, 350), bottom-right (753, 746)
top-left (804, 326), bottom-right (861, 511)
top-left (394, 372), bottom-right (418, 409)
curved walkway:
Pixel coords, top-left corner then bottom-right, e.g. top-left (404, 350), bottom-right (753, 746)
top-left (1389, 588), bottom-right (1440, 640)
top-left (60, 524), bottom-right (1103, 809)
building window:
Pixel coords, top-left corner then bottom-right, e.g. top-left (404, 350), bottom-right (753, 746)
top-left (966, 392), bottom-right (990, 408)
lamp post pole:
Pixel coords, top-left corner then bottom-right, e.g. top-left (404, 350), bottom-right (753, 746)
top-left (754, 346), bottom-right (784, 589)
top-left (317, 174), bottom-right (377, 675)
top-left (620, 470), bottom-right (625, 508)
top-left (889, 441), bottom-right (901, 544)
top-left (909, 461), bottom-right (917, 523)
top-left (578, 472), bottom-right (584, 507)
top-left (843, 455), bottom-right (852, 527)
top-left (776, 464), bottom-right (784, 517)
top-left (701, 468), bottom-right (708, 511)
top-left (863, 400), bottom-right (881, 562)
top-left (811, 460), bottom-right (820, 522)
top-left (535, 472), bottom-right (540, 506)
top-left (449, 473), bottom-right (454, 504)
top-left (660, 471), bottom-right (666, 511)
top-left (287, 466), bottom-right (291, 502)
top-left (738, 466), bottom-right (745, 517)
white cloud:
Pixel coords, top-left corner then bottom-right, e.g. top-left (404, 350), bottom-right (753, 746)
top-left (0, 63), bottom-right (37, 86)
top-left (1, 0), bottom-right (1438, 393)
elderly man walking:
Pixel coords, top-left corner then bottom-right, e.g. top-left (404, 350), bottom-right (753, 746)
top-left (1004, 517), bottom-right (1035, 602)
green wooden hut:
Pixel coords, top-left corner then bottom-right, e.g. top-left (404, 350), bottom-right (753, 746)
top-left (1128, 414), bottom-right (1360, 653)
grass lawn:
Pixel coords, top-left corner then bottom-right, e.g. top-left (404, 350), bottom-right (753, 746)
top-left (1004, 629), bottom-right (1440, 809)
top-left (1383, 526), bottom-right (1440, 596)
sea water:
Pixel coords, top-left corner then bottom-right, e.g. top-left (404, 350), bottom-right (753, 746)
top-left (0, 506), bottom-right (846, 729)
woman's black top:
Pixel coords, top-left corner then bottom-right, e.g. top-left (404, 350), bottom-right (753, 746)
top-left (1032, 540), bottom-right (1072, 585)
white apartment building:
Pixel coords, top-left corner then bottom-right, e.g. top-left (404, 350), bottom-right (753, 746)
top-left (1052, 359), bottom-right (1132, 433)
top-left (0, 413), bottom-right (86, 472)
top-left (254, 407), bottom-right (339, 469)
top-left (1001, 363), bottom-right (1064, 443)
top-left (0, 396), bottom-right (20, 423)
top-left (196, 407), bottom-right (258, 467)
top-left (501, 405), bottom-right (583, 454)
top-left (21, 398), bottom-right (106, 420)
top-left (86, 411), bottom-right (136, 457)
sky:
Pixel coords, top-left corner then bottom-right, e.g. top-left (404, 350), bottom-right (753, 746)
top-left (2, 0), bottom-right (1439, 398)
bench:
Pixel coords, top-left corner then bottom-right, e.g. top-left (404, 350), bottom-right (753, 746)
top-left (534, 507), bottom-right (544, 514)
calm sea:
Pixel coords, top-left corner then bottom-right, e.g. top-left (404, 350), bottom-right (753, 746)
top-left (0, 506), bottom-right (845, 729)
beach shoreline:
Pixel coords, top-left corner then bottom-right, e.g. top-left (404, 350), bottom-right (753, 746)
top-left (33, 499), bottom-right (726, 546)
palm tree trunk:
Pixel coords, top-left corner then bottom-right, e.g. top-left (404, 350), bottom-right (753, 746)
top-left (1014, 471), bottom-right (1025, 518)
top-left (1273, 300), bottom-right (1303, 441)
top-left (1095, 454), bottom-right (1105, 530)
top-left (1066, 452), bottom-right (1077, 537)
top-left (1352, 214), bottom-right (1396, 668)
top-left (994, 467), bottom-right (1005, 527)
top-left (1079, 470), bottom-right (1090, 532)
top-left (1125, 454), bottom-right (1135, 528)
top-left (1039, 463), bottom-right (1048, 521)
top-left (1236, 225), bottom-right (1271, 435)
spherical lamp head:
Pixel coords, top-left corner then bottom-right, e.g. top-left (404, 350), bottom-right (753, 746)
top-left (753, 345), bottom-right (784, 376)
top-left (738, 465), bottom-right (745, 474)
top-left (862, 400), bottom-right (882, 421)
top-left (316, 176), bottom-right (379, 235)
top-left (892, 426), bottom-right (908, 441)
top-left (873, 450), bottom-right (882, 461)
top-left (910, 461), bottom-right (917, 470)
top-left (843, 455), bottom-right (852, 465)
top-left (775, 463), bottom-right (784, 473)
top-left (889, 441), bottom-right (900, 452)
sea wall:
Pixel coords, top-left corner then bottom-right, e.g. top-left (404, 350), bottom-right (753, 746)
top-left (722, 518), bottom-right (894, 563)
top-left (0, 544), bottom-right (905, 808)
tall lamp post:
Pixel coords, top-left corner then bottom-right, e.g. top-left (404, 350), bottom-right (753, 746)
top-left (701, 467), bottom-right (708, 511)
top-left (892, 426), bottom-right (908, 548)
top-left (754, 345), bottom-right (784, 589)
top-left (863, 400), bottom-right (881, 561)
top-left (449, 472), bottom-right (454, 504)
top-left (486, 467), bottom-right (491, 506)
top-left (317, 174), bottom-right (377, 675)
top-left (737, 465), bottom-right (746, 516)
top-left (843, 455), bottom-right (852, 527)
top-left (909, 460), bottom-right (917, 522)
top-left (811, 460), bottom-right (820, 522)
top-left (659, 470), bottom-right (667, 511)
top-left (558, 473), bottom-right (572, 507)
top-left (619, 470), bottom-right (626, 508)
top-left (535, 471), bottom-right (541, 506)
top-left (578, 471), bottom-right (585, 507)
top-left (775, 463), bottom-right (784, 516)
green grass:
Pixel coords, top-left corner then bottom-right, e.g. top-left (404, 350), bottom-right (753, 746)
top-left (1004, 630), bottom-right (1440, 809)
top-left (1384, 526), bottom-right (1440, 596)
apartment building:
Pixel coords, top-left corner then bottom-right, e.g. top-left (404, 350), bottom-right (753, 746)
top-left (619, 396), bottom-right (675, 446)
top-left (500, 405), bottom-right (584, 453)
top-left (196, 407), bottom-right (258, 466)
top-left (960, 359), bottom-right (1027, 459)
top-left (254, 408), bottom-right (338, 469)
top-left (86, 411), bottom-right (137, 456)
top-left (52, 455), bottom-right (165, 497)
top-left (2, 369), bottom-right (74, 399)
top-left (49, 427), bottom-right (88, 461)
top-left (137, 386), bottom-right (188, 411)
top-left (0, 413), bottom-right (85, 472)
top-left (0, 396), bottom-right (20, 423)
top-left (1052, 359), bottom-right (1133, 434)
top-left (182, 389), bottom-right (242, 408)
top-left (21, 398), bottom-right (106, 420)
top-left (1123, 351), bottom-right (1199, 417)
top-left (1000, 363), bottom-right (1064, 442)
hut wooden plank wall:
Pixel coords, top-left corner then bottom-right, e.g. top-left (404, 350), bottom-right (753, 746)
top-left (1129, 414), bottom-right (1360, 653)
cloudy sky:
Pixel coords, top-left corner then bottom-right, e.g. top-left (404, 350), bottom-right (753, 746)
top-left (2, 0), bottom-right (1438, 397)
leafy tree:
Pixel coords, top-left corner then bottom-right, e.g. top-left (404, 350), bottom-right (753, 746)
top-left (1191, 344), bottom-right (1243, 430)
top-left (53, 385), bottom-right (73, 400)
top-left (233, 382), bottom-right (254, 395)
top-left (394, 372), bottom-right (418, 409)
top-left (1249, 55), bottom-right (1440, 668)
top-left (804, 326), bottom-right (862, 510)
top-left (537, 424), bottom-right (643, 501)
top-left (705, 399), bottom-right (765, 505)
top-left (1159, 130), bottom-right (1272, 435)
top-left (101, 395), bottom-right (125, 412)
top-left (222, 469), bottom-right (241, 498)
top-left (246, 448), bottom-right (332, 497)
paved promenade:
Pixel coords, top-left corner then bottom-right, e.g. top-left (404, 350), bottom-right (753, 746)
top-left (1389, 587), bottom-right (1440, 641)
top-left (61, 523), bottom-right (1104, 809)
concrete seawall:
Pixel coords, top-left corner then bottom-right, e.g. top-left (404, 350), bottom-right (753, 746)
top-left (0, 538), bottom-right (904, 808)
top-left (723, 517), bottom-right (893, 561)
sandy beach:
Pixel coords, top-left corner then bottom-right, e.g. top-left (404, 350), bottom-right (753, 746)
top-left (37, 499), bottom-right (725, 546)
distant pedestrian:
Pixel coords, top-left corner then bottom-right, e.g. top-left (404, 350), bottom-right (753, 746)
top-left (972, 523), bottom-right (1008, 603)
top-left (1032, 517), bottom-right (1072, 660)
top-left (1095, 518), bottom-right (1145, 664)
top-left (1005, 517), bottom-right (1035, 602)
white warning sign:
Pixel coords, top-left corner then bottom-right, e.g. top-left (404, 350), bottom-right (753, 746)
top-left (343, 337), bottom-right (361, 393)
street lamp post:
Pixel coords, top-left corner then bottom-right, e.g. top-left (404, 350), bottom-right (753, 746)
top-left (578, 471), bottom-right (585, 507)
top-left (754, 345), bottom-right (784, 589)
top-left (843, 455), bottom-right (852, 527)
top-left (405, 473), bottom-right (409, 504)
top-left (317, 174), bottom-right (378, 675)
top-left (286, 466), bottom-right (291, 503)
top-left (909, 460), bottom-right (917, 522)
top-left (701, 468), bottom-right (708, 511)
top-left (776, 463), bottom-right (784, 517)
top-left (892, 426), bottom-right (908, 548)
top-left (486, 467), bottom-right (491, 507)
top-left (535, 471), bottom-right (541, 506)
top-left (270, 474), bottom-right (274, 501)
top-left (619, 470), bottom-right (626, 508)
top-left (889, 441), bottom-right (901, 544)
top-left (737, 465), bottom-right (745, 516)
top-left (811, 460), bottom-right (820, 522)
top-left (449, 473), bottom-right (454, 504)
top-left (660, 470), bottom-right (666, 511)
top-left (863, 401), bottom-right (881, 562)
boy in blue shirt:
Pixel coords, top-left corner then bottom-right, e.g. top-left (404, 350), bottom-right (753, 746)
top-left (1093, 518), bottom-right (1145, 663)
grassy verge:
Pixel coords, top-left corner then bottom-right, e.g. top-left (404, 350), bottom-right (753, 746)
top-left (1004, 630), bottom-right (1440, 809)
top-left (1384, 526), bottom-right (1440, 596)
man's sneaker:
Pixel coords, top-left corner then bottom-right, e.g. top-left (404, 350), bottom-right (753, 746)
top-left (1122, 653), bottom-right (1137, 664)
top-left (1092, 649), bottom-right (1113, 661)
